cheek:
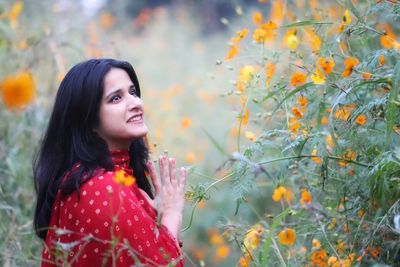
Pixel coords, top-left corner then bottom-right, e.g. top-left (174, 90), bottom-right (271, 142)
top-left (98, 107), bottom-right (124, 133)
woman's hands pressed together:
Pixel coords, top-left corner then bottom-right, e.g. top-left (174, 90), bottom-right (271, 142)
top-left (139, 155), bottom-right (187, 243)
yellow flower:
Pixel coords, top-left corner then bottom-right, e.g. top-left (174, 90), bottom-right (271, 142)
top-left (9, 1), bottom-right (24, 29)
top-left (355, 114), bottom-right (367, 125)
top-left (342, 57), bottom-right (359, 77)
top-left (300, 189), bottom-right (312, 204)
top-left (343, 9), bottom-right (352, 25)
top-left (311, 67), bottom-right (325, 85)
top-left (278, 228), bottom-right (296, 246)
top-left (245, 131), bottom-right (256, 142)
top-left (304, 29), bottom-right (321, 53)
top-left (113, 170), bottom-right (136, 186)
top-left (237, 66), bottom-right (255, 94)
top-left (253, 21), bottom-right (278, 43)
top-left (318, 57), bottom-right (335, 75)
top-left (292, 106), bottom-right (303, 119)
top-left (290, 72), bottom-right (307, 87)
top-left (285, 30), bottom-right (299, 50)
top-left (327, 218), bottom-right (337, 230)
top-left (243, 224), bottom-right (264, 251)
top-left (1, 71), bottom-right (36, 110)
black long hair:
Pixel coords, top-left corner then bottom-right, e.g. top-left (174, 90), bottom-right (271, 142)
top-left (33, 59), bottom-right (153, 240)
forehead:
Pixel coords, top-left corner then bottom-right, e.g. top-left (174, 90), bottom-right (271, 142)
top-left (103, 68), bottom-right (133, 92)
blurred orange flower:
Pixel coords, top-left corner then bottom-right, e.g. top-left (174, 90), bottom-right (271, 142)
top-left (311, 149), bottom-right (322, 164)
top-left (355, 114), bottom-right (367, 125)
top-left (342, 57), bottom-right (359, 77)
top-left (270, 0), bottom-right (284, 25)
top-left (278, 228), bottom-right (296, 246)
top-left (9, 1), bottom-right (24, 29)
top-left (265, 62), bottom-right (276, 86)
top-left (291, 72), bottom-right (307, 87)
top-left (292, 107), bottom-right (303, 119)
top-left (312, 239), bottom-right (321, 249)
top-left (214, 244), bottom-right (230, 261)
top-left (338, 148), bottom-right (356, 167)
top-left (298, 95), bottom-right (308, 107)
top-left (378, 54), bottom-right (385, 66)
top-left (181, 117), bottom-right (192, 128)
top-left (318, 57), bottom-right (335, 75)
top-left (99, 12), bottom-right (116, 30)
top-left (209, 228), bottom-right (225, 245)
top-left (253, 21), bottom-right (278, 43)
top-left (310, 249), bottom-right (328, 266)
top-left (334, 105), bottom-right (355, 121)
top-left (289, 118), bottom-right (301, 134)
top-left (185, 152), bottom-right (196, 164)
top-left (225, 45), bottom-right (239, 61)
top-left (304, 29), bottom-right (321, 53)
top-left (252, 11), bottom-right (263, 25)
top-left (1, 71), bottom-right (36, 110)
top-left (362, 72), bottom-right (372, 80)
top-left (244, 224), bottom-right (264, 251)
top-left (113, 170), bottom-right (135, 186)
top-left (300, 189), bottom-right (312, 204)
top-left (378, 24), bottom-right (397, 49)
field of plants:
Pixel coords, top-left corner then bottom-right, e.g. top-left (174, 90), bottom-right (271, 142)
top-left (0, 0), bottom-right (399, 266)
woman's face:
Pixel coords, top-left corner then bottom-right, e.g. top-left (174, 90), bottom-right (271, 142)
top-left (95, 68), bottom-right (148, 150)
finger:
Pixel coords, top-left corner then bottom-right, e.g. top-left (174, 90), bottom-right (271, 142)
top-left (169, 158), bottom-right (177, 186)
top-left (179, 167), bottom-right (187, 189)
top-left (146, 160), bottom-right (161, 193)
top-left (158, 155), bottom-right (165, 184)
top-left (161, 155), bottom-right (170, 185)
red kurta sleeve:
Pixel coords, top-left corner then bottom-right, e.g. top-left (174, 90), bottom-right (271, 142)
top-left (42, 167), bottom-right (184, 267)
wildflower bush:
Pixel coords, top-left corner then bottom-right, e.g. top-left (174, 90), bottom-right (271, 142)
top-left (1, 0), bottom-right (400, 266)
top-left (183, 0), bottom-right (400, 266)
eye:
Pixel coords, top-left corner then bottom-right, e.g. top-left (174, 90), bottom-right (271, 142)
top-left (129, 87), bottom-right (137, 96)
top-left (110, 95), bottom-right (121, 103)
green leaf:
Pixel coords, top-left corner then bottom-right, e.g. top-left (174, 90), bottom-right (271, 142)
top-left (272, 82), bottom-right (314, 115)
top-left (280, 20), bottom-right (333, 29)
top-left (386, 61), bottom-right (400, 147)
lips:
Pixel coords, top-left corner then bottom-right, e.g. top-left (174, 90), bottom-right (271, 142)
top-left (127, 113), bottom-right (143, 123)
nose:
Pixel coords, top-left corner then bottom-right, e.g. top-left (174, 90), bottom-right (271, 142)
top-left (127, 94), bottom-right (143, 111)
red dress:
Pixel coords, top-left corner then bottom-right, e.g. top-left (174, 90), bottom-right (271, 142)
top-left (41, 150), bottom-right (184, 266)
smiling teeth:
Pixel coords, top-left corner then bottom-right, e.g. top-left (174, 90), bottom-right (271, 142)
top-left (129, 115), bottom-right (142, 122)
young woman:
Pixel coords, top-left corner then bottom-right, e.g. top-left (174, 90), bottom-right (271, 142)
top-left (33, 59), bottom-right (187, 266)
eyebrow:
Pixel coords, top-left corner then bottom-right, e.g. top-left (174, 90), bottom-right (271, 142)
top-left (104, 85), bottom-right (136, 100)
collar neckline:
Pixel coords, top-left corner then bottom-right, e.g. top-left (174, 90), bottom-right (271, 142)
top-left (110, 149), bottom-right (130, 170)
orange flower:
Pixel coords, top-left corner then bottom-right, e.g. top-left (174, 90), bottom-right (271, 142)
top-left (304, 29), bottom-right (321, 53)
top-left (241, 107), bottom-right (250, 125)
top-left (1, 71), bottom-right (36, 110)
top-left (300, 189), bottom-right (312, 204)
top-left (318, 57), bottom-right (335, 75)
top-left (99, 12), bottom-right (116, 30)
top-left (113, 170), bottom-right (136, 186)
top-left (225, 45), bottom-right (239, 61)
top-left (311, 149), bottom-right (322, 164)
top-left (289, 118), bottom-right (301, 134)
top-left (312, 239), bottom-right (321, 248)
top-left (209, 228), bottom-right (225, 245)
top-left (334, 105), bottom-right (355, 121)
top-left (378, 24), bottom-right (397, 49)
top-left (181, 117), bottom-right (192, 128)
top-left (338, 148), bottom-right (356, 167)
top-left (245, 131), bottom-right (256, 142)
top-left (253, 21), bottom-right (278, 43)
top-left (298, 95), bottom-right (308, 107)
top-left (292, 106), bottom-right (303, 119)
top-left (9, 1), bottom-right (24, 29)
top-left (270, 0), bottom-right (284, 25)
top-left (291, 72), bottom-right (307, 87)
top-left (321, 116), bottom-right (328, 125)
top-left (185, 152), bottom-right (196, 164)
top-left (310, 249), bottom-right (328, 266)
top-left (355, 114), bottom-right (367, 125)
top-left (230, 28), bottom-right (249, 44)
top-left (378, 54), bottom-right (385, 66)
top-left (336, 241), bottom-right (347, 255)
top-left (278, 228), bottom-right (296, 246)
top-left (272, 186), bottom-right (287, 202)
top-left (342, 57), bottom-right (359, 77)
top-left (214, 244), bottom-right (230, 261)
top-left (265, 62), bottom-right (276, 86)
top-left (362, 72), bottom-right (372, 80)
top-left (252, 11), bottom-right (263, 25)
